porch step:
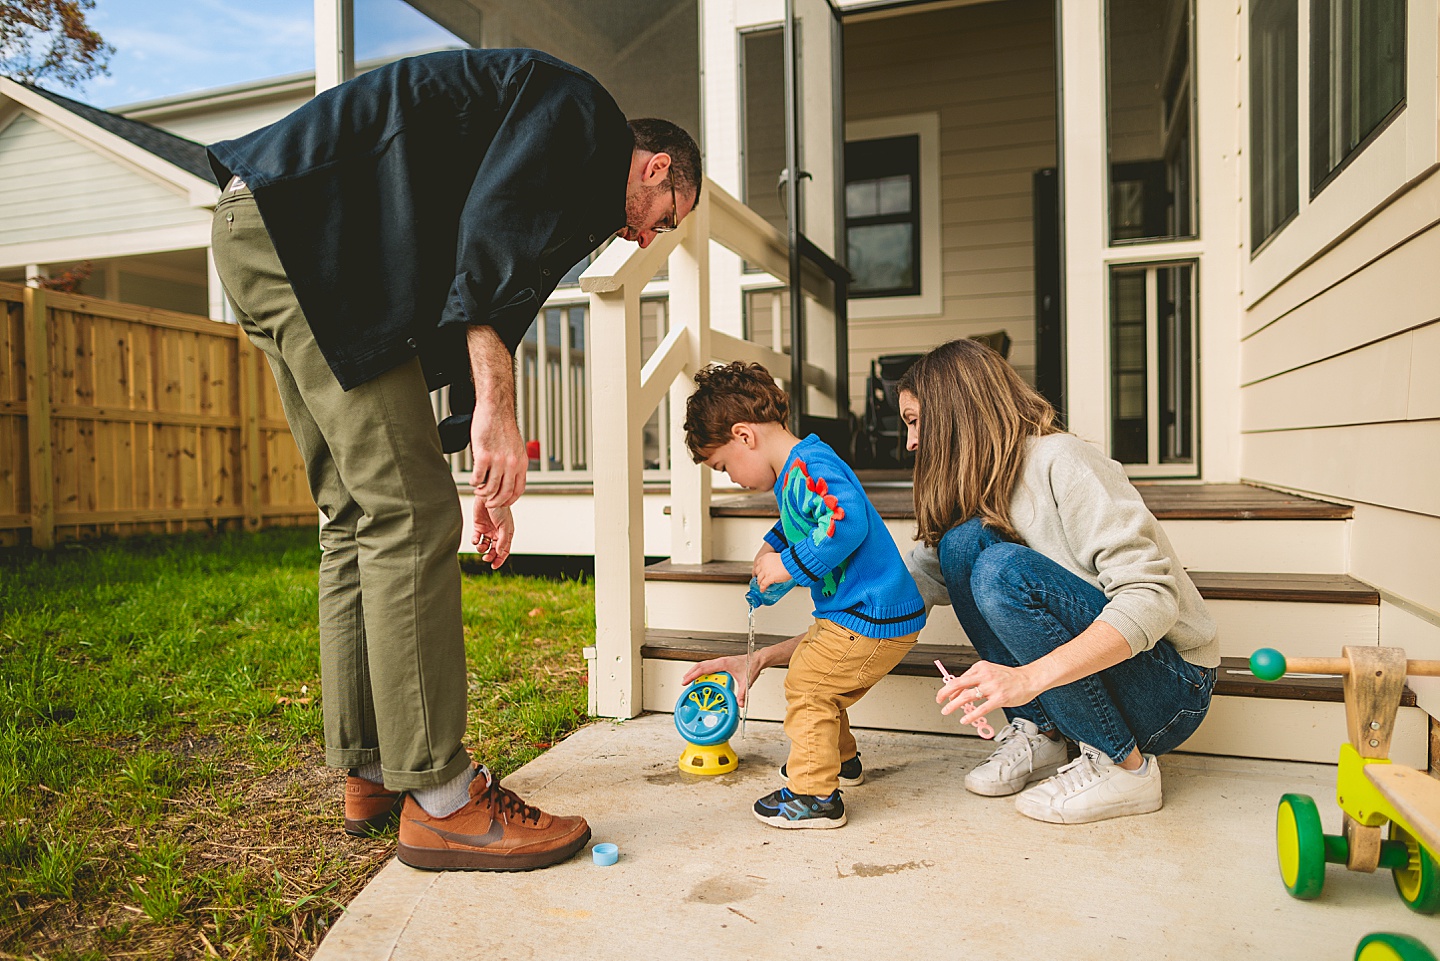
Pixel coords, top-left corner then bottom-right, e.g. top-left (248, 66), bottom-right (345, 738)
top-left (697, 482), bottom-right (1354, 573)
top-left (639, 629), bottom-right (1428, 767)
top-left (643, 562), bottom-right (1380, 659)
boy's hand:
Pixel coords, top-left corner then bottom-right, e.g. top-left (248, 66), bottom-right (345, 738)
top-left (682, 655), bottom-right (760, 707)
top-left (472, 502), bottom-right (514, 569)
top-left (753, 542), bottom-right (778, 563)
top-left (753, 551), bottom-right (791, 590)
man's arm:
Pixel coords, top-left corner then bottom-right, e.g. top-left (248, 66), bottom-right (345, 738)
top-left (467, 325), bottom-right (527, 509)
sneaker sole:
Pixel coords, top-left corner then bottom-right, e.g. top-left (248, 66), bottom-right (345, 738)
top-left (1014, 793), bottom-right (1163, 824)
top-left (396, 826), bottom-right (592, 871)
top-left (753, 809), bottom-right (847, 830)
top-left (963, 759), bottom-right (1065, 797)
top-left (344, 803), bottom-right (404, 837)
top-left (778, 765), bottom-right (864, 787)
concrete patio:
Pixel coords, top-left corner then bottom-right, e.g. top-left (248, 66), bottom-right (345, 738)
top-left (314, 715), bottom-right (1434, 960)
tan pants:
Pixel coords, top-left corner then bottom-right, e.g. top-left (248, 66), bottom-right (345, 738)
top-left (211, 188), bottom-right (471, 791)
top-left (783, 619), bottom-right (917, 796)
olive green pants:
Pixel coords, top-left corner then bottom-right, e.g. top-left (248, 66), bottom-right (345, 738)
top-left (212, 188), bottom-right (471, 791)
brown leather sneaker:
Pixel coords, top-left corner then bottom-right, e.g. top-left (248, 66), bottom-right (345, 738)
top-left (344, 776), bottom-right (405, 837)
top-left (397, 767), bottom-right (591, 871)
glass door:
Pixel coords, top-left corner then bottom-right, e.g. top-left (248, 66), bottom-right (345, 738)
top-left (782, 0), bottom-right (850, 437)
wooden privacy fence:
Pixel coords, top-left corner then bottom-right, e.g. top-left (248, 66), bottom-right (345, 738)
top-left (0, 282), bottom-right (315, 548)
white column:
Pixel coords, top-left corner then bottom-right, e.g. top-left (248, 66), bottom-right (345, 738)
top-left (1057, 0), bottom-right (1108, 447)
top-left (24, 264), bottom-right (46, 288)
top-left (589, 286), bottom-right (646, 718)
top-left (668, 195), bottom-right (714, 565)
top-left (701, 0), bottom-right (746, 340)
top-left (206, 247), bottom-right (229, 322)
top-left (314, 0), bottom-right (355, 94)
top-left (1193, 1), bottom-right (1242, 482)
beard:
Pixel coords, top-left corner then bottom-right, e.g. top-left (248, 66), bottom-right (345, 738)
top-left (624, 180), bottom-right (668, 231)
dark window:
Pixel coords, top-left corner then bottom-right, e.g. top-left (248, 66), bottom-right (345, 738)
top-left (1105, 0), bottom-right (1196, 243)
top-left (844, 135), bottom-right (921, 298)
top-left (1310, 0), bottom-right (1406, 193)
top-left (1250, 0), bottom-right (1300, 251)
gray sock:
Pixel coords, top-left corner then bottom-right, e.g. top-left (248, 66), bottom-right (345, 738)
top-left (351, 759), bottom-right (384, 784)
top-left (412, 765), bottom-right (482, 818)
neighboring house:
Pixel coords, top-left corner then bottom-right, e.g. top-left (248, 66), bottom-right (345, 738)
top-left (2, 0), bottom-right (1436, 765)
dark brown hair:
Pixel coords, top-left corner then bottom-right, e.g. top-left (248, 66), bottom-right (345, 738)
top-left (897, 338), bottom-right (1061, 546)
top-left (684, 362), bottom-right (789, 461)
top-left (628, 118), bottom-right (703, 203)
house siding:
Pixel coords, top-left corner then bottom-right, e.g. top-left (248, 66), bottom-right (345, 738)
top-left (142, 97), bottom-right (309, 149)
top-left (1241, 167), bottom-right (1440, 685)
top-left (843, 0), bottom-right (1056, 387)
top-left (0, 113), bottom-right (208, 247)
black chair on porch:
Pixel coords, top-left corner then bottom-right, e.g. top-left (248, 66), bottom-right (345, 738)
top-left (856, 331), bottom-right (1011, 470)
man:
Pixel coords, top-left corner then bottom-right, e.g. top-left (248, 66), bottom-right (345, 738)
top-left (208, 48), bottom-right (700, 872)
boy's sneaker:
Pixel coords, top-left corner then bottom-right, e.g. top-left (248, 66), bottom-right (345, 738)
top-left (779, 752), bottom-right (864, 786)
top-left (1014, 744), bottom-right (1163, 824)
top-left (343, 776), bottom-right (405, 837)
top-left (397, 765), bottom-right (591, 870)
top-left (964, 717), bottom-right (1069, 796)
top-left (753, 787), bottom-right (847, 829)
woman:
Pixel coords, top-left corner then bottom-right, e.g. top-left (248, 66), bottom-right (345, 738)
top-left (899, 338), bottom-right (1217, 824)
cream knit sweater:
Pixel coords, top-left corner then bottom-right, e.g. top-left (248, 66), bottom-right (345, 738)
top-left (905, 433), bottom-right (1220, 667)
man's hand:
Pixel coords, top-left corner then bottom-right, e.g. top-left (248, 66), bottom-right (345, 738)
top-left (753, 550), bottom-right (791, 591)
top-left (467, 325), bottom-right (527, 509)
top-left (470, 408), bottom-right (527, 508)
top-left (472, 502), bottom-right (514, 570)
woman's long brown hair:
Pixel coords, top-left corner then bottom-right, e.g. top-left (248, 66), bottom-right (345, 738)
top-left (897, 338), bottom-right (1061, 547)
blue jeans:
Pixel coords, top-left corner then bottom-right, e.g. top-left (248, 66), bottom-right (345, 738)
top-left (937, 519), bottom-right (1214, 763)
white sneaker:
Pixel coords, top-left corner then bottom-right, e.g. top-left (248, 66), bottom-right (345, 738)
top-left (963, 717), bottom-right (1070, 797)
top-left (1014, 744), bottom-right (1163, 824)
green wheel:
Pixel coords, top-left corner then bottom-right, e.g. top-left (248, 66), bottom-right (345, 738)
top-left (1356, 933), bottom-right (1438, 961)
top-left (1390, 822), bottom-right (1440, 914)
top-left (1276, 793), bottom-right (1327, 899)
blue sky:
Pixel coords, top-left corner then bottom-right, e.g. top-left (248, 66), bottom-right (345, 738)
top-left (73, 0), bottom-right (466, 108)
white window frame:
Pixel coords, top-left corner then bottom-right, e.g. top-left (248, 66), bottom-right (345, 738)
top-left (1244, 0), bottom-right (1440, 305)
top-left (844, 112), bottom-right (943, 319)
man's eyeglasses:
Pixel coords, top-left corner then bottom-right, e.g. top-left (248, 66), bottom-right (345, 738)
top-left (652, 176), bottom-right (679, 233)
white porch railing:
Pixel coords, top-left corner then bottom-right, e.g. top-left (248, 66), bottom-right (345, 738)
top-left (581, 179), bottom-right (841, 718)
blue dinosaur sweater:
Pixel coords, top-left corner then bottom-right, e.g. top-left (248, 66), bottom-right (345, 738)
top-left (763, 435), bottom-right (926, 639)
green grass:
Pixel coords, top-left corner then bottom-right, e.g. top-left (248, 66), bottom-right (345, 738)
top-left (0, 529), bottom-right (595, 960)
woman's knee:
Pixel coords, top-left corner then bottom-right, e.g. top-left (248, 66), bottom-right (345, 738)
top-left (937, 518), bottom-right (996, 582)
top-left (970, 542), bottom-right (1032, 599)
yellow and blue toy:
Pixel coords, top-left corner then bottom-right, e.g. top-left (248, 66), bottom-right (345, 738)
top-left (674, 672), bottom-right (740, 775)
top-left (1250, 645), bottom-right (1440, 960)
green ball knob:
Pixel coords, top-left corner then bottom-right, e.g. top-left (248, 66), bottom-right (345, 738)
top-left (1250, 647), bottom-right (1287, 682)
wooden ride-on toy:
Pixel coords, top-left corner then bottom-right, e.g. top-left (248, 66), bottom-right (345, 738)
top-left (1250, 646), bottom-right (1440, 914)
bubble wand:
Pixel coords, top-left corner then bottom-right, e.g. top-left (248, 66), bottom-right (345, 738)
top-left (934, 659), bottom-right (994, 739)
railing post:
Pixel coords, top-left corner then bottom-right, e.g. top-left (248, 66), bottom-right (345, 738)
top-left (589, 286), bottom-right (645, 718)
top-left (23, 286), bottom-right (54, 549)
top-left (236, 326), bottom-right (263, 530)
top-left (667, 194), bottom-right (713, 565)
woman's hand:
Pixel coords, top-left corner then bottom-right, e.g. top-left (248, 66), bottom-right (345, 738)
top-left (753, 551), bottom-right (792, 590)
top-left (681, 655), bottom-right (761, 707)
top-left (936, 660), bottom-right (1043, 727)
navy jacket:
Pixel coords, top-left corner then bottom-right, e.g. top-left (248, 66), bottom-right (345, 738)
top-left (208, 49), bottom-right (633, 392)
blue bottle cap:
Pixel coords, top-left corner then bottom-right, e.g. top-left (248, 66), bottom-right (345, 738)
top-left (592, 842), bottom-right (619, 866)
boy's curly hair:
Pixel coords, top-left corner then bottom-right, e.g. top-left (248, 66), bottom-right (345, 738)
top-left (683, 362), bottom-right (789, 462)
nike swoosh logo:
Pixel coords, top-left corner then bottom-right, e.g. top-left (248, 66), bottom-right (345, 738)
top-left (414, 819), bottom-right (506, 848)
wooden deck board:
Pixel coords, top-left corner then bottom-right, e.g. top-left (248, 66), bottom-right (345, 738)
top-left (644, 561), bottom-right (1379, 605)
top-left (704, 482), bottom-right (1352, 521)
top-left (641, 629), bottom-right (1415, 706)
